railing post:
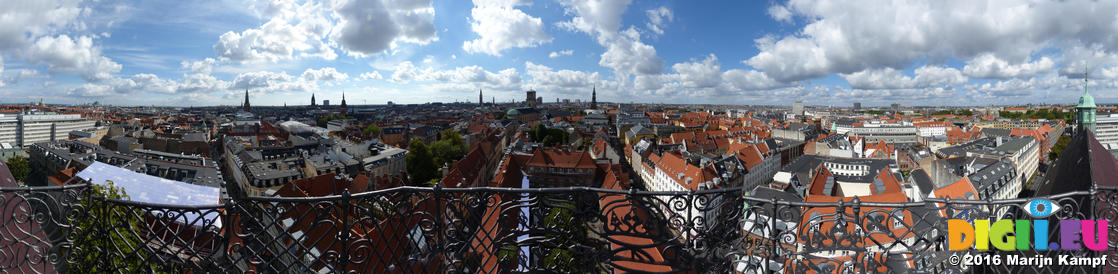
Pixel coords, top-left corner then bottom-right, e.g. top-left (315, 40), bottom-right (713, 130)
top-left (338, 190), bottom-right (351, 272)
top-left (221, 196), bottom-right (234, 270)
top-left (96, 181), bottom-right (109, 271)
top-left (769, 198), bottom-right (779, 270)
top-left (850, 196), bottom-right (862, 270)
top-left (687, 189), bottom-right (695, 250)
top-left (432, 183), bottom-right (443, 263)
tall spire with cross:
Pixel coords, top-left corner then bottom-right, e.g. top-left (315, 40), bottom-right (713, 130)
top-left (340, 91), bottom-right (348, 114)
top-left (242, 89), bottom-right (251, 112)
top-left (591, 85), bottom-right (597, 109)
top-left (1077, 66), bottom-right (1097, 133)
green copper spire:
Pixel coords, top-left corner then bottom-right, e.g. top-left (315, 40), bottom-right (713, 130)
top-left (1076, 69), bottom-right (1097, 133)
top-left (1078, 71), bottom-right (1096, 108)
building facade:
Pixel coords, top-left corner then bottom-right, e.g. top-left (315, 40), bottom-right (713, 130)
top-left (0, 113), bottom-right (96, 147)
top-left (848, 125), bottom-right (918, 144)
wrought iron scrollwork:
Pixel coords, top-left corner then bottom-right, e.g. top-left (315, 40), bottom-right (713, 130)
top-left (0, 183), bottom-right (1116, 273)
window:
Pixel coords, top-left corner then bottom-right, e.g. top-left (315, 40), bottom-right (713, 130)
top-left (892, 212), bottom-right (906, 229)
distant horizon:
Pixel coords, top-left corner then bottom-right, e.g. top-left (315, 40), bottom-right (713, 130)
top-left (1, 100), bottom-right (1102, 109)
top-left (1, 1), bottom-right (1116, 106)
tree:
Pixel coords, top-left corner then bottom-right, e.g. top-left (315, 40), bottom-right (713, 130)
top-left (363, 124), bottom-right (382, 136)
top-left (430, 130), bottom-right (467, 167)
top-left (529, 125), bottom-right (570, 147)
top-left (6, 156), bottom-right (29, 182)
top-left (405, 139), bottom-right (438, 186)
top-left (531, 124), bottom-right (547, 142)
top-left (316, 114), bottom-right (352, 127)
top-left (71, 181), bottom-right (166, 272)
top-left (1049, 135), bottom-right (1072, 161)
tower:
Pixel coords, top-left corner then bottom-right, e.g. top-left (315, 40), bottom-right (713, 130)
top-left (340, 91), bottom-right (347, 114)
top-left (242, 89), bottom-right (251, 112)
top-left (1077, 70), bottom-right (1097, 133)
top-left (479, 89), bottom-right (483, 106)
top-left (591, 85), bottom-right (597, 109)
top-left (526, 90), bottom-right (537, 108)
top-left (311, 93), bottom-right (317, 107)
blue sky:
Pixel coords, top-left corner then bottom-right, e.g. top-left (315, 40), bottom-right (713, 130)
top-left (2, 0), bottom-right (1118, 107)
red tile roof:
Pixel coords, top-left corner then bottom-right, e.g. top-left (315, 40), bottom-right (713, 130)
top-left (525, 149), bottom-right (596, 169)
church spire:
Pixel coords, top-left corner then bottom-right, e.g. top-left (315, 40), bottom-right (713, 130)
top-left (591, 85), bottom-right (597, 109)
top-left (479, 89), bottom-right (483, 106)
top-left (340, 91), bottom-right (347, 113)
top-left (243, 89), bottom-right (251, 112)
top-left (311, 93), bottom-right (317, 107)
top-left (1077, 67), bottom-right (1097, 133)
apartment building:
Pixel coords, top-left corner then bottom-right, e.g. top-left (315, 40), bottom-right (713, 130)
top-left (0, 113), bottom-right (96, 146)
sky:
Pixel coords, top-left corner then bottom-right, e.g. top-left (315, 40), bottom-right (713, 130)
top-left (2, 0), bottom-right (1118, 107)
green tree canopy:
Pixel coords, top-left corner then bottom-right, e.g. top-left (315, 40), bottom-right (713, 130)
top-left (71, 181), bottom-right (166, 272)
top-left (405, 139), bottom-right (438, 186)
top-left (6, 156), bottom-right (29, 182)
top-left (1049, 135), bottom-right (1072, 161)
top-left (431, 130), bottom-right (467, 167)
top-left (529, 125), bottom-right (569, 147)
top-left (363, 124), bottom-right (382, 136)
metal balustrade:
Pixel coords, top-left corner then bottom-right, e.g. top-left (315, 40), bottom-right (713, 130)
top-left (0, 182), bottom-right (1115, 273)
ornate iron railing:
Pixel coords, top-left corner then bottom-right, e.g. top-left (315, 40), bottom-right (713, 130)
top-left (0, 182), bottom-right (1116, 273)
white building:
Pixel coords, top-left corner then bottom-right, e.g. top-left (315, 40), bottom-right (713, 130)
top-left (914, 122), bottom-right (952, 137)
top-left (1095, 113), bottom-right (1118, 146)
top-left (0, 115), bottom-right (18, 146)
top-left (0, 113), bottom-right (96, 147)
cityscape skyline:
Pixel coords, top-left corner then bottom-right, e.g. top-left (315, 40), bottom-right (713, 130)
top-left (2, 0), bottom-right (1118, 107)
top-left (3, 1), bottom-right (1118, 272)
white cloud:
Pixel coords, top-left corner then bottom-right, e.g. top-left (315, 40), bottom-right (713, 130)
top-left (599, 27), bottom-right (664, 77)
top-left (301, 67), bottom-right (348, 82)
top-left (746, 0), bottom-right (1118, 83)
top-left (549, 50), bottom-right (573, 58)
top-left (2, 69), bottom-right (43, 86)
top-left (0, 0), bottom-right (86, 51)
top-left (557, 0), bottom-right (632, 36)
top-left (670, 54), bottom-right (722, 89)
top-left (525, 61), bottom-right (602, 92)
top-left (841, 66), bottom-right (966, 90)
top-left (558, 0), bottom-right (663, 92)
top-left (389, 61), bottom-right (520, 89)
top-left (655, 54), bottom-right (789, 97)
top-left (25, 35), bottom-right (121, 81)
top-left (177, 72), bottom-right (228, 94)
top-left (67, 73), bottom-right (184, 97)
top-left (218, 0), bottom-right (435, 62)
top-left (767, 5), bottom-right (792, 24)
top-left (463, 0), bottom-right (552, 56)
top-left (214, 1), bottom-right (335, 63)
top-left (722, 69), bottom-right (788, 91)
top-left (645, 6), bottom-right (673, 36)
top-left (182, 58), bottom-right (217, 75)
top-left (1058, 45), bottom-right (1118, 79)
top-left (332, 0), bottom-right (437, 57)
top-left (359, 71), bottom-right (383, 80)
top-left (963, 54), bottom-right (1055, 79)
top-left (965, 74), bottom-right (1082, 99)
top-left (390, 61), bottom-right (418, 84)
top-left (231, 71), bottom-right (300, 91)
top-left (418, 66), bottom-right (522, 88)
